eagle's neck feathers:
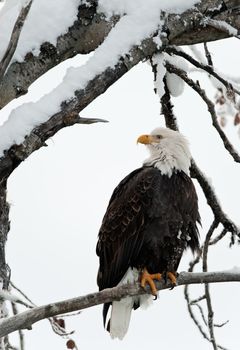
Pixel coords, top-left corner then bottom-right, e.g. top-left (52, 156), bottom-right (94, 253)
top-left (143, 139), bottom-right (191, 177)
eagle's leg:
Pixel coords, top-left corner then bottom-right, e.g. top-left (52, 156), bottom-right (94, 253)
top-left (140, 268), bottom-right (161, 296)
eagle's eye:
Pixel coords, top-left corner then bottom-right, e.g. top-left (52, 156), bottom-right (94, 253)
top-left (155, 135), bottom-right (163, 140)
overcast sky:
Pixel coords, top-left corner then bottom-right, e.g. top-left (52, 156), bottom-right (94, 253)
top-left (1, 20), bottom-right (240, 350)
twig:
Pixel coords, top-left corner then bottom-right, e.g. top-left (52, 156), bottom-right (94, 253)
top-left (203, 221), bottom-right (219, 350)
top-left (10, 282), bottom-right (35, 307)
top-left (204, 42), bottom-right (213, 66)
top-left (48, 318), bottom-right (74, 337)
top-left (214, 320), bottom-right (229, 328)
top-left (10, 282), bottom-right (75, 339)
top-left (165, 62), bottom-right (240, 163)
top-left (193, 303), bottom-right (208, 326)
top-left (191, 160), bottom-right (239, 242)
top-left (184, 284), bottom-right (210, 341)
top-left (190, 295), bottom-right (206, 304)
top-left (0, 0), bottom-right (33, 81)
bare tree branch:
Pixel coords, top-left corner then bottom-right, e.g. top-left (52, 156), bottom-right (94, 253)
top-left (190, 160), bottom-right (240, 244)
top-left (165, 62), bottom-right (240, 164)
top-left (204, 42), bottom-right (214, 66)
top-left (159, 71), bottom-right (239, 243)
top-left (0, 271), bottom-right (240, 339)
top-left (165, 46), bottom-right (240, 97)
top-left (0, 0), bottom-right (33, 81)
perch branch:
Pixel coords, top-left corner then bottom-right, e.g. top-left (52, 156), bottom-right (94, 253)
top-left (0, 271), bottom-right (240, 338)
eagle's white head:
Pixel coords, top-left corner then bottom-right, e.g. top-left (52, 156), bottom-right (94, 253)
top-left (137, 127), bottom-right (191, 177)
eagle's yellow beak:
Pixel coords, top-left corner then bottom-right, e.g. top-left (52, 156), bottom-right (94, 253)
top-left (137, 134), bottom-right (155, 144)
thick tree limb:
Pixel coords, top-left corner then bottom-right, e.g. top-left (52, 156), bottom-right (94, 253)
top-left (0, 271), bottom-right (240, 339)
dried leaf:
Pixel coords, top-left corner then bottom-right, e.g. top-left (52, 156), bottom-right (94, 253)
top-left (66, 339), bottom-right (76, 349)
top-left (234, 113), bottom-right (240, 126)
top-left (219, 116), bottom-right (227, 127)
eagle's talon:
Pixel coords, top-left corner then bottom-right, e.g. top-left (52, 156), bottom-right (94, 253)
top-left (140, 268), bottom-right (161, 296)
top-left (167, 271), bottom-right (177, 287)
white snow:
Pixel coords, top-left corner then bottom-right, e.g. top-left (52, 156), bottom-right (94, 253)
top-left (205, 18), bottom-right (238, 37)
top-left (0, 0), bottom-right (199, 157)
top-left (152, 51), bottom-right (189, 98)
top-left (0, 0), bottom-right (80, 62)
top-left (152, 53), bottom-right (167, 99)
top-left (98, 0), bottom-right (199, 18)
top-left (165, 53), bottom-right (189, 97)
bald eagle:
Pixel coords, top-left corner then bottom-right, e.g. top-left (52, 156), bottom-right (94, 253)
top-left (96, 127), bottom-right (200, 339)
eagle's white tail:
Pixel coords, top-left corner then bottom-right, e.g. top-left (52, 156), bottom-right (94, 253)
top-left (109, 268), bottom-right (153, 339)
top-left (110, 296), bottom-right (134, 340)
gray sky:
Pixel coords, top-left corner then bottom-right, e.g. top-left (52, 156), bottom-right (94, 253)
top-left (3, 37), bottom-right (240, 349)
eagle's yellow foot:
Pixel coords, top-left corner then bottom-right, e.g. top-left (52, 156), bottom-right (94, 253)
top-left (167, 271), bottom-right (177, 287)
top-left (140, 268), bottom-right (161, 296)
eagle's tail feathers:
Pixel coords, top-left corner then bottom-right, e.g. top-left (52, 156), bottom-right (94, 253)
top-left (110, 297), bottom-right (134, 340)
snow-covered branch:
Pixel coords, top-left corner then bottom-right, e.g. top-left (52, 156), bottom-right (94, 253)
top-left (0, 1), bottom-right (118, 109)
top-left (0, 0), bottom-right (239, 108)
top-left (0, 35), bottom-right (159, 180)
top-left (0, 271), bottom-right (240, 339)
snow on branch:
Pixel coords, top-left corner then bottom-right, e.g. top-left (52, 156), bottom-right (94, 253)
top-left (203, 18), bottom-right (239, 37)
top-left (0, 1), bottom-right (117, 109)
top-left (0, 271), bottom-right (240, 339)
top-left (2, 0), bottom-right (239, 166)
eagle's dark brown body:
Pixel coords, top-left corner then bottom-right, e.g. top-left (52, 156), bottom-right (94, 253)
top-left (96, 166), bottom-right (200, 325)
